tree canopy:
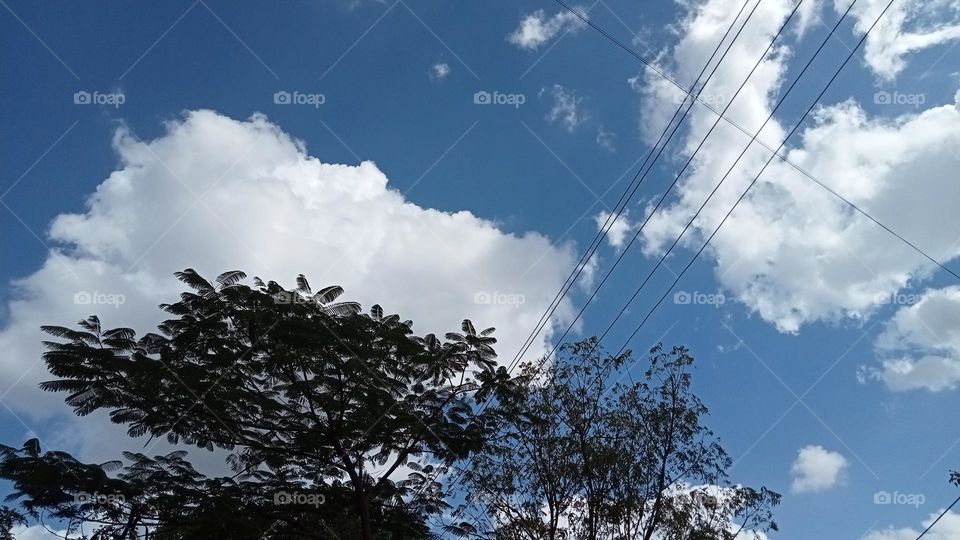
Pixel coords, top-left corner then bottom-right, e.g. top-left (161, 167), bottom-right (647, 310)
top-left (459, 339), bottom-right (780, 540)
top-left (0, 269), bottom-right (787, 540)
top-left (1, 269), bottom-right (514, 539)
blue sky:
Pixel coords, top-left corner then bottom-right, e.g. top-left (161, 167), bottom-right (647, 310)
top-left (3, 0), bottom-right (960, 538)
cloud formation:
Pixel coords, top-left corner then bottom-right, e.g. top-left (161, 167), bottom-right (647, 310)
top-left (595, 125), bottom-right (616, 152)
top-left (429, 61), bottom-right (450, 81)
top-left (594, 210), bottom-right (634, 250)
top-left (543, 84), bottom-right (588, 132)
top-left (0, 110), bottom-right (578, 431)
top-left (508, 8), bottom-right (586, 51)
top-left (790, 445), bottom-right (848, 493)
top-left (840, 0), bottom-right (960, 79)
top-left (864, 510), bottom-right (960, 539)
top-left (630, 0), bottom-right (960, 371)
top-left (869, 286), bottom-right (960, 392)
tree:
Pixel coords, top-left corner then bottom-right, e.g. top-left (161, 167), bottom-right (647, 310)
top-left (0, 507), bottom-right (25, 540)
top-left (0, 269), bottom-right (515, 539)
top-left (460, 339), bottom-right (780, 540)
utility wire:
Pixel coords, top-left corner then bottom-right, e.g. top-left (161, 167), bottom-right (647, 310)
top-left (614, 0), bottom-right (899, 358)
top-left (434, 0), bottom-right (765, 527)
top-left (917, 494), bottom-right (960, 539)
top-left (454, 0), bottom-right (893, 531)
top-left (538, 0), bottom-right (805, 369)
top-left (505, 0), bottom-right (758, 375)
top-left (554, 0), bottom-right (960, 283)
top-left (441, 0), bottom-right (799, 532)
top-left (593, 0), bottom-right (857, 352)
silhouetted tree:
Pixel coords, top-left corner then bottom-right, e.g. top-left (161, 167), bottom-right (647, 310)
top-left (0, 506), bottom-right (25, 539)
top-left (0, 270), bottom-right (515, 539)
top-left (460, 339), bottom-right (780, 540)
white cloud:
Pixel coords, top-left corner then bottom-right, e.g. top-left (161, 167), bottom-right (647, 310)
top-left (864, 511), bottom-right (960, 540)
top-left (543, 84), bottom-right (588, 132)
top-left (839, 0), bottom-right (960, 79)
top-left (794, 0), bottom-right (823, 37)
top-left (594, 210), bottom-right (634, 250)
top-left (868, 286), bottom-right (960, 392)
top-left (0, 111), bottom-right (578, 446)
top-left (790, 445), bottom-right (848, 493)
top-left (630, 0), bottom-right (960, 340)
top-left (429, 61), bottom-right (450, 81)
top-left (596, 125), bottom-right (617, 152)
top-left (508, 8), bottom-right (586, 51)
top-left (544, 484), bottom-right (771, 540)
top-left (10, 525), bottom-right (73, 539)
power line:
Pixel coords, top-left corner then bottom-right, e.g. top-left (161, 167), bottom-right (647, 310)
top-left (505, 0), bottom-right (759, 376)
top-left (593, 0), bottom-right (858, 351)
top-left (917, 494), bottom-right (960, 539)
top-left (453, 0), bottom-right (897, 532)
top-left (614, 0), bottom-right (899, 358)
top-left (435, 0), bottom-right (767, 528)
top-left (441, 0), bottom-right (820, 533)
top-left (539, 0), bottom-right (805, 367)
top-left (554, 0), bottom-right (960, 284)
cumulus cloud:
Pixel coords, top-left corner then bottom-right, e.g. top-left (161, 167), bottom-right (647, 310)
top-left (794, 0), bottom-right (823, 37)
top-left (630, 0), bottom-right (960, 342)
top-left (543, 84), bottom-right (588, 132)
top-left (790, 445), bottom-right (848, 493)
top-left (508, 8), bottom-right (586, 51)
top-left (0, 111), bottom-right (578, 454)
top-left (594, 210), bottom-right (634, 250)
top-left (864, 510), bottom-right (960, 539)
top-left (839, 0), bottom-right (960, 79)
top-left (868, 286), bottom-right (960, 392)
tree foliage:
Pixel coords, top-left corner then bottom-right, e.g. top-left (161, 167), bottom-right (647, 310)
top-left (1, 270), bottom-right (515, 539)
top-left (460, 339), bottom-right (780, 540)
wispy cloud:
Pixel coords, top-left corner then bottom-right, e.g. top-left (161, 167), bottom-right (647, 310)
top-left (508, 8), bottom-right (586, 51)
top-left (429, 61), bottom-right (451, 81)
top-left (542, 84), bottom-right (588, 132)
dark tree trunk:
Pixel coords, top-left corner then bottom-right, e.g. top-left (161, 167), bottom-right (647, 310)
top-left (358, 492), bottom-right (373, 540)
